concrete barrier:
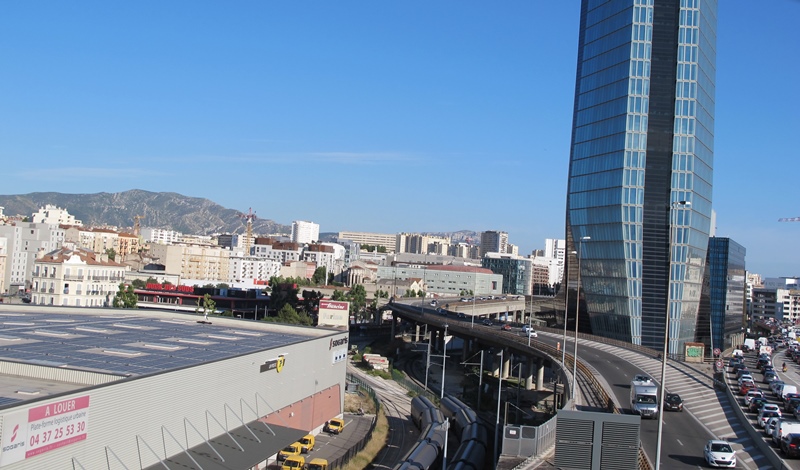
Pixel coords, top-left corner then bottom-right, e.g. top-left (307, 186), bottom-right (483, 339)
top-left (722, 380), bottom-right (789, 469)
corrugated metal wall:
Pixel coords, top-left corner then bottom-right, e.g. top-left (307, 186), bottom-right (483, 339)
top-left (0, 333), bottom-right (346, 470)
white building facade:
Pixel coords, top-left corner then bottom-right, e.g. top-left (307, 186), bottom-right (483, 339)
top-left (291, 220), bottom-right (319, 244)
top-left (31, 204), bottom-right (82, 226)
top-left (0, 222), bottom-right (66, 293)
top-left (30, 247), bottom-right (128, 307)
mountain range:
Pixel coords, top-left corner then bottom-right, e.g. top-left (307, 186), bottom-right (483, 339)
top-left (0, 190), bottom-right (290, 236)
top-left (0, 190), bottom-right (481, 243)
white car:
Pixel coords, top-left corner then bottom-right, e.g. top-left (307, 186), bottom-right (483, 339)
top-left (527, 329), bottom-right (538, 338)
top-left (703, 440), bottom-right (736, 468)
top-left (744, 390), bottom-right (764, 406)
top-left (765, 416), bottom-right (782, 437)
top-left (759, 408), bottom-right (782, 428)
top-left (738, 374), bottom-right (754, 385)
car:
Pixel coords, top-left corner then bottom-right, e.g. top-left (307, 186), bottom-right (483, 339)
top-left (749, 397), bottom-right (768, 413)
top-left (456, 312), bottom-right (466, 319)
top-left (785, 393), bottom-right (800, 405)
top-left (501, 324), bottom-right (512, 331)
top-left (703, 440), bottom-right (736, 468)
top-left (765, 416), bottom-right (783, 437)
top-left (738, 374), bottom-right (754, 386)
top-left (744, 390), bottom-right (764, 407)
top-left (482, 319), bottom-right (493, 326)
top-left (739, 381), bottom-right (756, 395)
top-left (429, 300), bottom-right (438, 307)
top-left (764, 371), bottom-right (780, 384)
top-left (781, 433), bottom-right (800, 458)
top-left (772, 381), bottom-right (786, 395)
top-left (526, 329), bottom-right (538, 338)
top-left (760, 410), bottom-right (782, 428)
top-left (664, 393), bottom-right (684, 412)
top-left (786, 398), bottom-right (800, 414)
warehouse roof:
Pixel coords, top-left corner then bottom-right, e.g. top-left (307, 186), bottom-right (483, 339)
top-left (0, 305), bottom-right (331, 409)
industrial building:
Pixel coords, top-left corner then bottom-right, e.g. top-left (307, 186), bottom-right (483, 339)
top-left (0, 304), bottom-right (348, 469)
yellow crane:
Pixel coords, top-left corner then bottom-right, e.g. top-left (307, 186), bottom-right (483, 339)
top-left (133, 215), bottom-right (145, 236)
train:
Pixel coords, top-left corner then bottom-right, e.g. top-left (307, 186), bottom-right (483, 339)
top-left (393, 395), bottom-right (487, 470)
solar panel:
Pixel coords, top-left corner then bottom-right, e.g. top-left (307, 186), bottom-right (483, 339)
top-left (0, 310), bottom-right (313, 378)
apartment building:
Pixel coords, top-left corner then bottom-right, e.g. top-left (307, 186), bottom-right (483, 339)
top-left (31, 204), bottom-right (82, 226)
top-left (149, 243), bottom-right (231, 283)
top-left (30, 246), bottom-right (128, 307)
top-left (337, 231), bottom-right (396, 251)
top-left (291, 220), bottom-right (319, 244)
top-left (0, 222), bottom-right (65, 292)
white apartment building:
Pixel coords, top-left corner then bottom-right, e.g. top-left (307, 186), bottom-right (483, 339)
top-left (291, 220), bottom-right (319, 244)
top-left (252, 239), bottom-right (304, 265)
top-left (31, 204), bottom-right (82, 226)
top-left (303, 243), bottom-right (345, 278)
top-left (338, 231), bottom-right (396, 251)
top-left (141, 227), bottom-right (183, 245)
top-left (228, 255), bottom-right (281, 286)
top-left (0, 222), bottom-right (66, 292)
top-left (376, 264), bottom-right (502, 296)
top-left (779, 289), bottom-right (800, 324)
top-left (30, 247), bottom-right (128, 307)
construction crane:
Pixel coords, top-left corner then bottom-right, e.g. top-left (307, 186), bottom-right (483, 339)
top-left (239, 208), bottom-right (257, 255)
top-left (133, 215), bottom-right (144, 236)
top-left (779, 217), bottom-right (800, 222)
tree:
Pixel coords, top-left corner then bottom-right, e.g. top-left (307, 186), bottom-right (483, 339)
top-left (216, 283), bottom-right (229, 289)
top-left (348, 284), bottom-right (368, 322)
top-left (312, 267), bottom-right (327, 286)
top-left (195, 293), bottom-right (216, 318)
top-left (331, 290), bottom-right (347, 301)
top-left (131, 278), bottom-right (146, 289)
top-left (113, 283), bottom-right (137, 308)
top-left (104, 248), bottom-right (117, 261)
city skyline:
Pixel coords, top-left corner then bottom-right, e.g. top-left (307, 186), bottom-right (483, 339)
top-left (1, 2), bottom-right (798, 278)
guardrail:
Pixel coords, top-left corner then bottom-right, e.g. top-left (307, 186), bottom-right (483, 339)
top-left (390, 304), bottom-right (655, 470)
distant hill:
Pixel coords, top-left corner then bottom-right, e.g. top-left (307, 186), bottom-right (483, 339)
top-left (0, 190), bottom-right (290, 236)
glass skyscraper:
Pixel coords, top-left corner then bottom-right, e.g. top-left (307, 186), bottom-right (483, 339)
top-left (565, 0), bottom-right (717, 354)
top-left (697, 237), bottom-right (746, 353)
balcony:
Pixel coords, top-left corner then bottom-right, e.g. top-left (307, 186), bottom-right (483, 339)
top-left (64, 275), bottom-right (85, 281)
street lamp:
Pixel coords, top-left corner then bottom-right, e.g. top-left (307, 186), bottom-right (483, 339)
top-left (655, 200), bottom-right (691, 469)
top-left (494, 349), bottom-right (504, 468)
top-left (572, 236), bottom-right (590, 404)
top-left (562, 250), bottom-right (577, 371)
top-left (441, 324), bottom-right (449, 399)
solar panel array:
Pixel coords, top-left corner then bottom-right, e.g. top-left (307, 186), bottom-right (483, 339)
top-left (0, 310), bottom-right (312, 377)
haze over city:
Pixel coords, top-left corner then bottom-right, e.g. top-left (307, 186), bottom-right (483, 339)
top-left (1, 1), bottom-right (797, 277)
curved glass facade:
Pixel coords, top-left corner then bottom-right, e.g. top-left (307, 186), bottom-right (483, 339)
top-left (566, 0), bottom-right (717, 354)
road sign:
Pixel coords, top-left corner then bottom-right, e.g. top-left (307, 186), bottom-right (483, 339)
top-left (713, 348), bottom-right (721, 356)
top-left (715, 360), bottom-right (723, 369)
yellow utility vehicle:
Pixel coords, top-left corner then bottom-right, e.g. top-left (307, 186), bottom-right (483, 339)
top-left (324, 418), bottom-right (345, 434)
top-left (277, 442), bottom-right (302, 461)
top-left (307, 458), bottom-right (328, 470)
top-left (281, 455), bottom-right (304, 470)
top-left (299, 434), bottom-right (315, 453)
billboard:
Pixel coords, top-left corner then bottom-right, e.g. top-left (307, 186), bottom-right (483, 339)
top-left (318, 300), bottom-right (349, 328)
top-left (0, 395), bottom-right (91, 467)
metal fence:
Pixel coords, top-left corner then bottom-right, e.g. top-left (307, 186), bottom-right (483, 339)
top-left (325, 374), bottom-right (380, 470)
top-left (503, 414), bottom-right (558, 458)
top-left (390, 369), bottom-right (439, 403)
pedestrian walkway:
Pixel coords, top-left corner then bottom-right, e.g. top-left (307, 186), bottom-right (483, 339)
top-left (540, 331), bottom-right (769, 470)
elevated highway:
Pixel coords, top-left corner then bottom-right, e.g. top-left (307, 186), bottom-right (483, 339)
top-left (387, 301), bottom-right (760, 469)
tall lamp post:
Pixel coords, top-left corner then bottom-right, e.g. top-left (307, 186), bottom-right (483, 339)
top-left (571, 236), bottom-right (590, 404)
top-left (562, 250), bottom-right (578, 370)
top-left (655, 200), bottom-right (690, 469)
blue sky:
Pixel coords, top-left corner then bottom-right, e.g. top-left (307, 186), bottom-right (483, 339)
top-left (1, 1), bottom-right (798, 278)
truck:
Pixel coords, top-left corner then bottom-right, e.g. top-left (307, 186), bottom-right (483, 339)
top-left (744, 338), bottom-right (756, 352)
top-left (630, 375), bottom-right (659, 419)
top-left (760, 345), bottom-right (774, 356)
top-left (307, 458), bottom-right (329, 470)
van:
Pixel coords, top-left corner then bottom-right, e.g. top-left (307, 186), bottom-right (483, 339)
top-left (298, 434), bottom-right (315, 453)
top-left (773, 421), bottom-right (800, 444)
top-left (778, 384), bottom-right (798, 400)
top-left (744, 338), bottom-right (756, 351)
top-left (307, 458), bottom-right (329, 470)
top-left (277, 442), bottom-right (302, 461)
top-left (281, 455), bottom-right (305, 470)
top-left (732, 349), bottom-right (744, 358)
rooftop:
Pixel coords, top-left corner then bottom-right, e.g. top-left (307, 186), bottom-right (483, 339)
top-left (0, 304), bottom-right (329, 409)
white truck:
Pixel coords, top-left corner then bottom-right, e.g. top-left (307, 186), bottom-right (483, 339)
top-left (630, 375), bottom-right (659, 419)
top-left (743, 338), bottom-right (756, 352)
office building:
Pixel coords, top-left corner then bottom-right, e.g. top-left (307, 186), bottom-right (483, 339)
top-left (291, 220), bottom-right (319, 244)
top-left (482, 253), bottom-right (532, 296)
top-left (565, 0), bottom-right (717, 353)
top-left (480, 231), bottom-right (508, 258)
top-left (696, 237), bottom-right (746, 353)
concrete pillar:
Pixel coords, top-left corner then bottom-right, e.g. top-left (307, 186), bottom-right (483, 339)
top-left (536, 358), bottom-right (545, 390)
top-left (502, 349), bottom-right (511, 379)
top-left (492, 352), bottom-right (500, 377)
top-left (525, 357), bottom-right (535, 390)
top-left (415, 324), bottom-right (421, 343)
top-left (390, 312), bottom-right (396, 338)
